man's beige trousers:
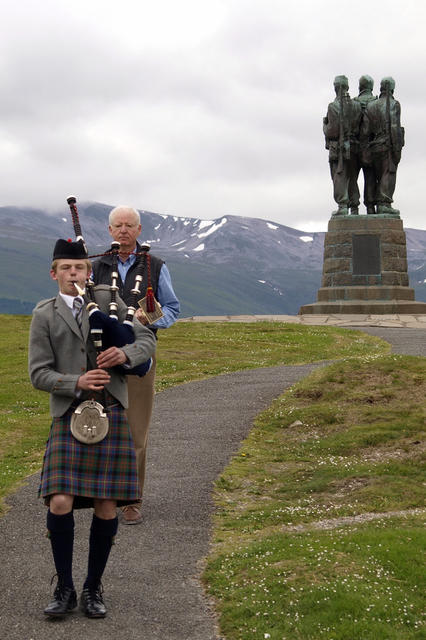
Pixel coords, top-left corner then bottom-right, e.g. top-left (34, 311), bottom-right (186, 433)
top-left (126, 355), bottom-right (156, 500)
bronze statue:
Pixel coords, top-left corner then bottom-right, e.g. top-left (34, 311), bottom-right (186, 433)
top-left (323, 75), bottom-right (362, 216)
top-left (352, 75), bottom-right (378, 214)
top-left (362, 77), bottom-right (405, 215)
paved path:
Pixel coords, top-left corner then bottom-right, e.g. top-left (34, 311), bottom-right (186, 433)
top-left (0, 322), bottom-right (424, 640)
top-left (353, 327), bottom-right (426, 356)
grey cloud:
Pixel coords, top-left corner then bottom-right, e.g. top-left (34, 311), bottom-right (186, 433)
top-left (0, 0), bottom-right (425, 231)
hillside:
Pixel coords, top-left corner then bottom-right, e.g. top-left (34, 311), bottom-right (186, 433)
top-left (1, 203), bottom-right (425, 315)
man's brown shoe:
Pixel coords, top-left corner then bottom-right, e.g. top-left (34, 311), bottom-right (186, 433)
top-left (121, 504), bottom-right (142, 525)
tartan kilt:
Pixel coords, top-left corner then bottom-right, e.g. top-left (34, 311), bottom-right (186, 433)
top-left (39, 404), bottom-right (139, 509)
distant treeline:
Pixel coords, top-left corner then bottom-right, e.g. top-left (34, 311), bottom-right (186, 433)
top-left (0, 299), bottom-right (34, 315)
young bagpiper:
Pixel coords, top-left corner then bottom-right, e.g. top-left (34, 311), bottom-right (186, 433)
top-left (28, 238), bottom-right (156, 618)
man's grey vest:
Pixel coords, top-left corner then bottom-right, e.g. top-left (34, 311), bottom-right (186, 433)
top-left (91, 242), bottom-right (164, 311)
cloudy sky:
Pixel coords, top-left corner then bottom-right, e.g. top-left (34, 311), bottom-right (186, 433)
top-left (1, 0), bottom-right (425, 231)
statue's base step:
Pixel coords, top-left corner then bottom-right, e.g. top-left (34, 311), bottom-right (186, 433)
top-left (317, 285), bottom-right (415, 302)
top-left (299, 300), bottom-right (426, 315)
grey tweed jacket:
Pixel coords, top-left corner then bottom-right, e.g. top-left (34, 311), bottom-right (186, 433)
top-left (28, 285), bottom-right (156, 417)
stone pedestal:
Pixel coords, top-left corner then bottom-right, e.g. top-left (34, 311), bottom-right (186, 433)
top-left (299, 215), bottom-right (426, 314)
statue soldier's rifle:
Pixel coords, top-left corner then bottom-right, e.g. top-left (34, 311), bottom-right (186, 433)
top-left (337, 84), bottom-right (344, 174)
top-left (385, 81), bottom-right (397, 174)
top-left (337, 84), bottom-right (351, 175)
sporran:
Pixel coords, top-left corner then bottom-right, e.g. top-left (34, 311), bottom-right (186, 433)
top-left (70, 399), bottom-right (109, 444)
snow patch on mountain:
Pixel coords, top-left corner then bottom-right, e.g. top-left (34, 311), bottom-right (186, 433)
top-left (198, 219), bottom-right (215, 230)
top-left (198, 217), bottom-right (227, 239)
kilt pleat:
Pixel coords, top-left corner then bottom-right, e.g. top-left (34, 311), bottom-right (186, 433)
top-left (39, 405), bottom-right (139, 509)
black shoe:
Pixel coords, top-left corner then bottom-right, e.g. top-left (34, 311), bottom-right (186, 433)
top-left (80, 585), bottom-right (107, 618)
top-left (44, 583), bottom-right (77, 617)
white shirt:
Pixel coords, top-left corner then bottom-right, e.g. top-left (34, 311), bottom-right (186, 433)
top-left (59, 293), bottom-right (84, 318)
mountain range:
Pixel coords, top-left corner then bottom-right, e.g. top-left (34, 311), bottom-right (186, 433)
top-left (1, 202), bottom-right (425, 316)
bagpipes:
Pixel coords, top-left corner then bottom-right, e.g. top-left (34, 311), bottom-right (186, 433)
top-left (66, 196), bottom-right (152, 377)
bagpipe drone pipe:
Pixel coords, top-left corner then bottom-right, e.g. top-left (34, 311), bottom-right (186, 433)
top-left (66, 196), bottom-right (152, 378)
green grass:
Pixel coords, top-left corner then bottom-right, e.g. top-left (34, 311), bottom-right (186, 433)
top-left (0, 316), bottom-right (387, 511)
top-left (0, 315), bottom-right (50, 504)
top-left (204, 355), bottom-right (426, 639)
top-left (204, 516), bottom-right (424, 639)
top-left (155, 321), bottom-right (389, 390)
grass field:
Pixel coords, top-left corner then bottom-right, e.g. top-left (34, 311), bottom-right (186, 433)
top-left (203, 355), bottom-right (426, 639)
top-left (1, 314), bottom-right (424, 638)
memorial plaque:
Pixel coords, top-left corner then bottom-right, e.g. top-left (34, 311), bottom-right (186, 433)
top-left (352, 234), bottom-right (381, 275)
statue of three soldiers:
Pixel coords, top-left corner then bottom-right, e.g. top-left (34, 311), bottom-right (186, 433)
top-left (323, 75), bottom-right (405, 216)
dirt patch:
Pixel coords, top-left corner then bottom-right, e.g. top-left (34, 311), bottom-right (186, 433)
top-left (280, 508), bottom-right (425, 533)
top-left (360, 438), bottom-right (425, 463)
top-left (329, 476), bottom-right (371, 496)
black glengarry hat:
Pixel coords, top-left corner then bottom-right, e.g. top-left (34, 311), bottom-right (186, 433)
top-left (53, 238), bottom-right (88, 260)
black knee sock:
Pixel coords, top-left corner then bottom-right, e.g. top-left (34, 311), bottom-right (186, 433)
top-left (84, 514), bottom-right (118, 590)
top-left (46, 510), bottom-right (74, 589)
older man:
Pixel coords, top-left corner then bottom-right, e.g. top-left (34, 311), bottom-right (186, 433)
top-left (92, 206), bottom-right (180, 524)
